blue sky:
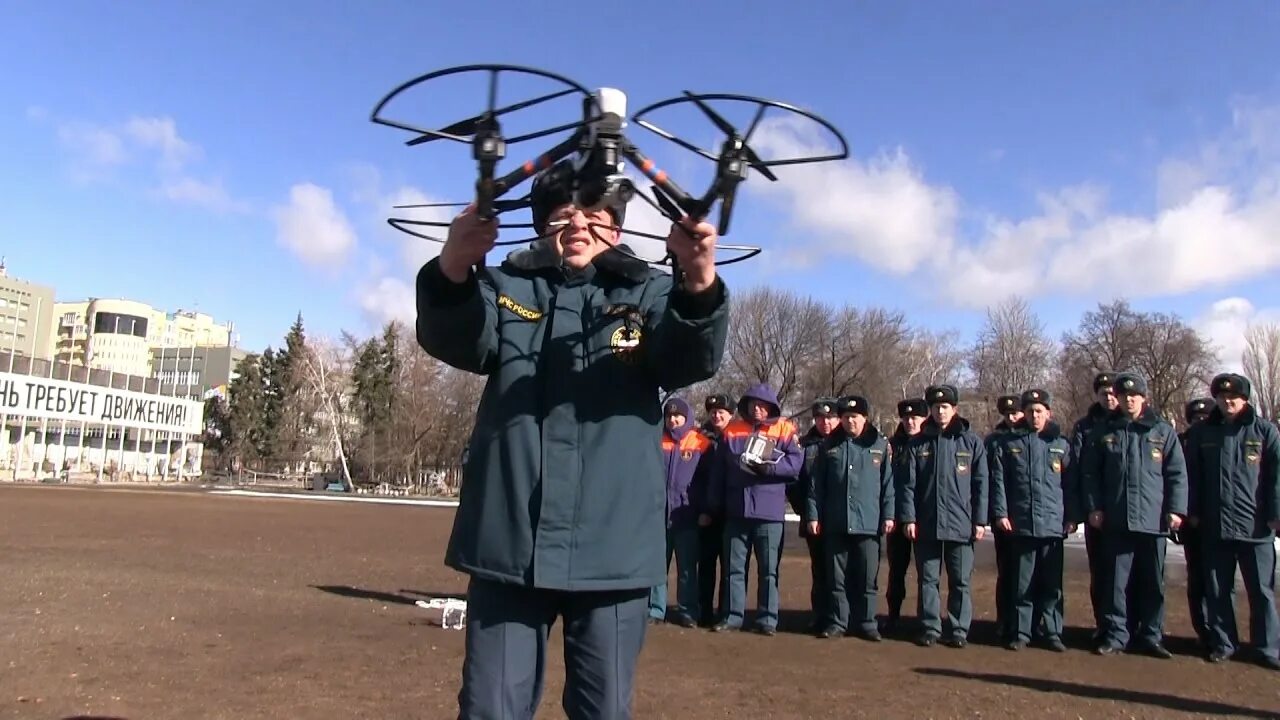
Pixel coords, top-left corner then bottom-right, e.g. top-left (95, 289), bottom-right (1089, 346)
top-left (3, 1), bottom-right (1279, 368)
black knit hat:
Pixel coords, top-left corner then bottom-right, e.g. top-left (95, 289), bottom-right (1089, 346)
top-left (995, 395), bottom-right (1020, 414)
top-left (1020, 388), bottom-right (1052, 409)
top-left (925, 384), bottom-right (959, 406)
top-left (838, 395), bottom-right (870, 417)
top-left (1185, 398), bottom-right (1213, 422)
top-left (811, 397), bottom-right (838, 417)
top-left (897, 398), bottom-right (928, 418)
top-left (1209, 373), bottom-right (1252, 400)
top-left (1093, 372), bottom-right (1116, 393)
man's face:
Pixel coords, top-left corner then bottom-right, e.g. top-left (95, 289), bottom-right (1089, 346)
top-left (1027, 404), bottom-right (1051, 432)
top-left (709, 409), bottom-right (732, 429)
top-left (931, 403), bottom-right (956, 426)
top-left (1123, 392), bottom-right (1146, 419)
top-left (1003, 411), bottom-right (1024, 426)
top-left (546, 203), bottom-right (618, 270)
top-left (1098, 387), bottom-right (1119, 411)
top-left (1215, 392), bottom-right (1247, 418)
top-left (814, 415), bottom-right (840, 436)
top-left (902, 415), bottom-right (926, 435)
top-left (840, 413), bottom-right (867, 437)
top-left (746, 400), bottom-right (770, 423)
top-left (666, 412), bottom-right (686, 431)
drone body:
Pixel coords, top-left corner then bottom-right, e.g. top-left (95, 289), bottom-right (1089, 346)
top-left (370, 64), bottom-right (850, 269)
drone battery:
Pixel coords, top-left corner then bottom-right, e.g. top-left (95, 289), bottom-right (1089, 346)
top-left (595, 87), bottom-right (627, 118)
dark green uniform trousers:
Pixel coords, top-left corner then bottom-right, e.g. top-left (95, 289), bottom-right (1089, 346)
top-left (1203, 538), bottom-right (1280, 661)
top-left (915, 539), bottom-right (975, 640)
top-left (824, 533), bottom-right (881, 633)
top-left (885, 529), bottom-right (913, 620)
top-left (1007, 536), bottom-right (1065, 643)
top-left (459, 577), bottom-right (649, 720)
top-left (1100, 531), bottom-right (1167, 649)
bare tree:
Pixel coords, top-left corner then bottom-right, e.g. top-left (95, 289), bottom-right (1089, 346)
top-left (300, 336), bottom-right (354, 490)
top-left (1060, 300), bottom-right (1214, 425)
top-left (896, 328), bottom-right (965, 399)
top-left (720, 287), bottom-right (829, 410)
top-left (1244, 322), bottom-right (1280, 419)
top-left (968, 296), bottom-right (1055, 399)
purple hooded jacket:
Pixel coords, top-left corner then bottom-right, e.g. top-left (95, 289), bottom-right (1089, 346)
top-left (662, 397), bottom-right (713, 529)
top-left (706, 384), bottom-right (804, 522)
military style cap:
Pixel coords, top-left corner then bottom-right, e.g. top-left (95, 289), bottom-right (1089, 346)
top-left (897, 398), bottom-right (928, 418)
top-left (1093, 372), bottom-right (1116, 393)
top-left (1112, 372), bottom-right (1148, 397)
top-left (1020, 388), bottom-right (1052, 409)
top-left (705, 393), bottom-right (733, 412)
top-left (1185, 398), bottom-right (1213, 422)
top-left (838, 395), bottom-right (870, 417)
top-left (811, 397), bottom-right (838, 417)
top-left (1209, 373), bottom-right (1251, 400)
top-left (925, 384), bottom-right (959, 406)
top-left (995, 395), bottom-right (1020, 414)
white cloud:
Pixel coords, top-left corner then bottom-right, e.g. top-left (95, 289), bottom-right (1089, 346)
top-left (357, 276), bottom-right (416, 328)
top-left (273, 183), bottom-right (358, 269)
top-left (1196, 297), bottom-right (1280, 373)
top-left (748, 116), bottom-right (960, 275)
top-left (743, 101), bottom-right (1280, 308)
top-left (41, 111), bottom-right (247, 214)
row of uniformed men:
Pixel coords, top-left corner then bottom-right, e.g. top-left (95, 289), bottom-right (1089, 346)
top-left (650, 372), bottom-right (1280, 669)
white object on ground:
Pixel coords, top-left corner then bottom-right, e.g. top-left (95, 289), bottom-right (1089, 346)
top-left (415, 597), bottom-right (467, 629)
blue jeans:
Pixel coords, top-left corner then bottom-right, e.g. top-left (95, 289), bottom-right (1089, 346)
top-left (722, 518), bottom-right (784, 630)
top-left (648, 526), bottom-right (700, 620)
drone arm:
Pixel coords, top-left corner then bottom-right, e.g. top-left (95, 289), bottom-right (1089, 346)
top-left (623, 145), bottom-right (706, 219)
top-left (490, 131), bottom-right (584, 199)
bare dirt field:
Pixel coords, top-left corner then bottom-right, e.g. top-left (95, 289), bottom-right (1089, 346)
top-left (1, 484), bottom-right (1277, 719)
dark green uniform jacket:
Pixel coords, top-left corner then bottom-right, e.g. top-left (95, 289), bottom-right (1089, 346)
top-left (1081, 406), bottom-right (1188, 535)
top-left (900, 416), bottom-right (989, 543)
top-left (416, 246), bottom-right (729, 591)
top-left (807, 423), bottom-right (893, 536)
top-left (1186, 405), bottom-right (1280, 543)
top-left (990, 420), bottom-right (1079, 538)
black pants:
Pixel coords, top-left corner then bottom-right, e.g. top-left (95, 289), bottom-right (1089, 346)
top-left (994, 530), bottom-right (1011, 638)
top-left (804, 530), bottom-right (828, 626)
top-left (885, 528), bottom-right (913, 619)
top-left (459, 576), bottom-right (649, 720)
top-left (697, 517), bottom-right (726, 625)
top-left (1181, 525), bottom-right (1208, 644)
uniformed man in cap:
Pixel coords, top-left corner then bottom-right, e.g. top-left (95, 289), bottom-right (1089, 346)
top-left (901, 384), bottom-right (989, 648)
top-left (989, 389), bottom-right (1076, 652)
top-left (1069, 371), bottom-right (1120, 644)
top-left (1081, 372), bottom-right (1188, 658)
top-left (885, 397), bottom-right (929, 635)
top-left (418, 165), bottom-right (728, 717)
top-left (1178, 397), bottom-right (1213, 648)
top-left (791, 397), bottom-right (841, 632)
top-left (1186, 373), bottom-right (1280, 670)
top-left (697, 393), bottom-right (734, 626)
top-left (986, 394), bottom-right (1024, 644)
top-left (807, 395), bottom-right (894, 640)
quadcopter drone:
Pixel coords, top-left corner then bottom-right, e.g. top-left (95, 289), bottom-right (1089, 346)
top-left (370, 64), bottom-right (850, 273)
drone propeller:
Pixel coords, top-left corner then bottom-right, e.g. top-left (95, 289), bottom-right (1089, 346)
top-left (405, 87), bottom-right (582, 146)
top-left (681, 91), bottom-right (777, 182)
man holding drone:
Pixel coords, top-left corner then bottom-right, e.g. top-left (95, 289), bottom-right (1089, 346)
top-left (416, 155), bottom-right (728, 718)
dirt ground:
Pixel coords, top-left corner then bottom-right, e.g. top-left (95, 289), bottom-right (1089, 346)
top-left (1, 485), bottom-right (1277, 720)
